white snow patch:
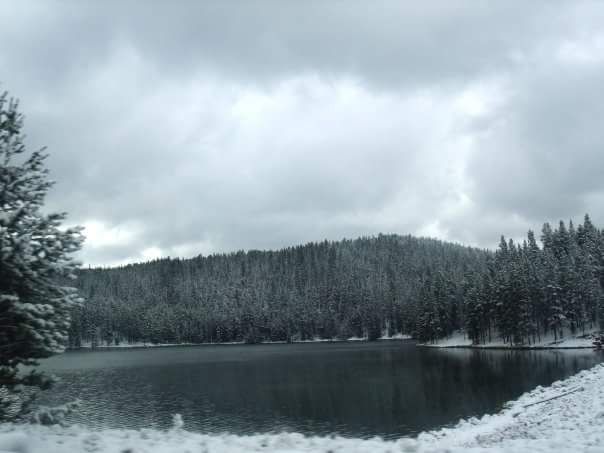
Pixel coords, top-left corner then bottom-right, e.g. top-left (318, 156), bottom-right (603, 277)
top-left (422, 328), bottom-right (600, 349)
top-left (422, 331), bottom-right (472, 347)
top-left (2, 363), bottom-right (604, 452)
top-left (379, 332), bottom-right (412, 340)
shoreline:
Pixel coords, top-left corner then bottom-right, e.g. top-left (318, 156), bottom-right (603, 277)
top-left (418, 329), bottom-right (600, 350)
top-left (69, 334), bottom-right (413, 350)
top-left (419, 344), bottom-right (596, 350)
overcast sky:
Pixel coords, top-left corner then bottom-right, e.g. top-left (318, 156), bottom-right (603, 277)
top-left (2, 1), bottom-right (604, 266)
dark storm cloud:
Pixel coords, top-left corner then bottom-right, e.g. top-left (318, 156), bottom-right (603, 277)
top-left (1, 1), bottom-right (604, 265)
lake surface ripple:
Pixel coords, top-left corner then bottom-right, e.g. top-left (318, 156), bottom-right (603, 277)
top-left (38, 341), bottom-right (603, 439)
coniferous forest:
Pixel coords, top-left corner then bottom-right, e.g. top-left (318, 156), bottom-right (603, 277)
top-left (69, 235), bottom-right (487, 346)
top-left (69, 215), bottom-right (604, 348)
top-left (459, 215), bottom-right (604, 346)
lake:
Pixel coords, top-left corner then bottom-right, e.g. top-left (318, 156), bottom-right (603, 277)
top-left (37, 341), bottom-right (603, 439)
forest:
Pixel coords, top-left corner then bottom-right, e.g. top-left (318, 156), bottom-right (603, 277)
top-left (69, 235), bottom-right (486, 346)
top-left (68, 215), bottom-right (604, 347)
top-left (452, 215), bottom-right (604, 346)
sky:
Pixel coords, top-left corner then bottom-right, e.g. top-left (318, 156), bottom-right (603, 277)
top-left (2, 1), bottom-right (604, 267)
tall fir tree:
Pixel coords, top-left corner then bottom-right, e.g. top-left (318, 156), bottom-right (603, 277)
top-left (0, 93), bottom-right (83, 420)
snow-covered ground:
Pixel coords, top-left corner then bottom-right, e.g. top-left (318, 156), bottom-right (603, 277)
top-left (421, 328), bottom-right (600, 349)
top-left (2, 362), bottom-right (604, 452)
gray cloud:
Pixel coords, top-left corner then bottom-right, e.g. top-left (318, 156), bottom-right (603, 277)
top-left (463, 44), bottom-right (604, 241)
top-left (1, 1), bottom-right (604, 265)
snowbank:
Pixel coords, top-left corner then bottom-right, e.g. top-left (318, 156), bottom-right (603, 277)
top-left (421, 328), bottom-right (600, 349)
top-left (2, 363), bottom-right (604, 452)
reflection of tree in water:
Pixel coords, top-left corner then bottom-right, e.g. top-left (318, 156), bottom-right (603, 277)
top-left (416, 348), bottom-right (600, 427)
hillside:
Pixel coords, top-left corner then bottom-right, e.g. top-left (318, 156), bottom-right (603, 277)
top-left (69, 234), bottom-right (488, 346)
top-left (70, 215), bottom-right (604, 348)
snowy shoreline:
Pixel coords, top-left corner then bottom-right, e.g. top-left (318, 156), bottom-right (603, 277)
top-left (70, 334), bottom-right (412, 350)
top-left (2, 362), bottom-right (604, 452)
top-left (419, 329), bottom-right (600, 350)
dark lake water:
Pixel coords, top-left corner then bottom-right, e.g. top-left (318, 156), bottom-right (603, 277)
top-left (37, 341), bottom-right (603, 439)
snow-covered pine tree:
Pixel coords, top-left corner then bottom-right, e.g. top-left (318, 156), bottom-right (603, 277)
top-left (0, 93), bottom-right (84, 420)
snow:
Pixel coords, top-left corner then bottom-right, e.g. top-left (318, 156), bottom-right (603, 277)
top-left (76, 334), bottom-right (413, 349)
top-left (379, 332), bottom-right (412, 340)
top-left (422, 328), bottom-right (600, 349)
top-left (422, 331), bottom-right (472, 347)
top-left (345, 336), bottom-right (367, 341)
top-left (2, 362), bottom-right (604, 452)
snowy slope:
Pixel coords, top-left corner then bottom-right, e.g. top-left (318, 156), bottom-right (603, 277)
top-left (2, 363), bottom-right (604, 452)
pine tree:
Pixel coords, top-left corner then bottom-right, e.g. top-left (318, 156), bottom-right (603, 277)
top-left (0, 93), bottom-right (83, 420)
top-left (463, 275), bottom-right (482, 344)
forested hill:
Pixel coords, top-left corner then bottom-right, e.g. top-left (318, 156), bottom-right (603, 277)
top-left (68, 234), bottom-right (489, 347)
top-left (69, 215), bottom-right (604, 348)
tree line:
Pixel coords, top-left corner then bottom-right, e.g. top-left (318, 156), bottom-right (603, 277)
top-left (71, 215), bottom-right (604, 348)
top-left (69, 235), bottom-right (487, 346)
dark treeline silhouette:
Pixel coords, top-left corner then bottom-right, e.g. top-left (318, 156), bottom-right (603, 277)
top-left (69, 235), bottom-right (487, 346)
top-left (69, 215), bottom-right (604, 348)
top-left (416, 214), bottom-right (604, 345)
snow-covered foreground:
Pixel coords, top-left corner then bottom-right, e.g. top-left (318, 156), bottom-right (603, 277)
top-left (2, 363), bottom-right (604, 452)
top-left (422, 328), bottom-right (599, 349)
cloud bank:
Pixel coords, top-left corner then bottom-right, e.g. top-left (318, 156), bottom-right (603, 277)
top-left (1, 1), bottom-right (603, 265)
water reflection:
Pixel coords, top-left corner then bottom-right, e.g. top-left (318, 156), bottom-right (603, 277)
top-left (37, 342), bottom-right (602, 439)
